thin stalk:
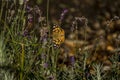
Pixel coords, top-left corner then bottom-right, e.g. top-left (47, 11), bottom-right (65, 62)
top-left (83, 52), bottom-right (87, 70)
top-left (0, 0), bottom-right (5, 21)
top-left (20, 43), bottom-right (25, 80)
top-left (47, 0), bottom-right (49, 26)
top-left (4, 0), bottom-right (9, 32)
top-left (46, 0), bottom-right (50, 38)
top-left (20, 3), bottom-right (26, 30)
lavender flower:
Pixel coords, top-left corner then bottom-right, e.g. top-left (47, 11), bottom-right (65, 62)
top-left (39, 27), bottom-right (48, 46)
top-left (59, 9), bottom-right (68, 22)
top-left (22, 29), bottom-right (31, 39)
top-left (71, 21), bottom-right (77, 32)
top-left (28, 14), bottom-right (33, 22)
top-left (48, 75), bottom-right (54, 80)
top-left (23, 29), bottom-right (29, 37)
top-left (43, 63), bottom-right (48, 68)
top-left (69, 56), bottom-right (75, 66)
top-left (26, 6), bottom-right (32, 12)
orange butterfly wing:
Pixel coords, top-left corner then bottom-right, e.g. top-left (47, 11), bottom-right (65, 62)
top-left (52, 25), bottom-right (65, 45)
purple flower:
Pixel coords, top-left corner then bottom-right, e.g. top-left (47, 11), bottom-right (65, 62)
top-left (48, 75), bottom-right (54, 80)
top-left (28, 14), bottom-right (33, 22)
top-left (43, 63), bottom-right (48, 68)
top-left (71, 21), bottom-right (77, 32)
top-left (29, 18), bottom-right (33, 22)
top-left (59, 9), bottom-right (68, 22)
top-left (63, 9), bottom-right (68, 13)
top-left (22, 30), bottom-right (31, 39)
top-left (69, 56), bottom-right (75, 65)
top-left (23, 30), bottom-right (29, 37)
top-left (26, 6), bottom-right (30, 11)
top-left (25, 6), bottom-right (33, 13)
top-left (39, 27), bottom-right (48, 44)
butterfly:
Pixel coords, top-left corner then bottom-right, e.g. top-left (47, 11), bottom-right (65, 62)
top-left (52, 25), bottom-right (65, 46)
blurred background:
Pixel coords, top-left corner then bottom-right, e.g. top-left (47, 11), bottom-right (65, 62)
top-left (28, 0), bottom-right (120, 38)
top-left (36, 0), bottom-right (120, 25)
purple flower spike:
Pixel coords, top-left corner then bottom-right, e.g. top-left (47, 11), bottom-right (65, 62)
top-left (23, 30), bottom-right (29, 37)
top-left (26, 6), bottom-right (30, 10)
top-left (28, 14), bottom-right (33, 22)
top-left (59, 9), bottom-right (68, 22)
top-left (43, 63), bottom-right (48, 68)
top-left (69, 56), bottom-right (75, 66)
top-left (29, 18), bottom-right (33, 22)
top-left (63, 9), bottom-right (68, 13)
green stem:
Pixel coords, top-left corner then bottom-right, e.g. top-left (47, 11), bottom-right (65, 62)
top-left (0, 0), bottom-right (5, 21)
top-left (47, 0), bottom-right (50, 38)
top-left (47, 0), bottom-right (49, 27)
top-left (20, 43), bottom-right (25, 80)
